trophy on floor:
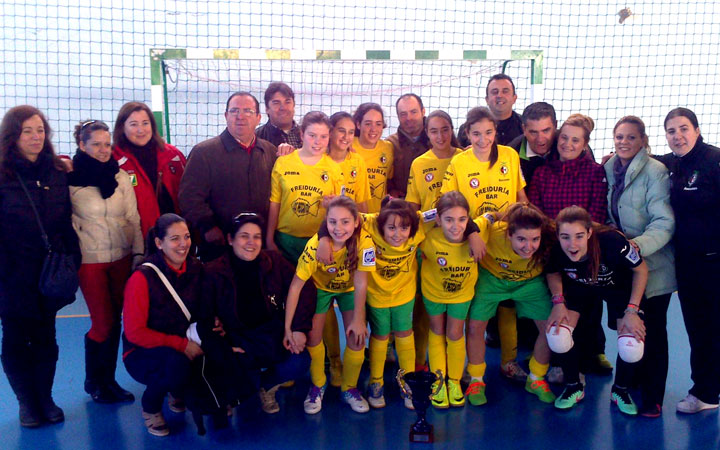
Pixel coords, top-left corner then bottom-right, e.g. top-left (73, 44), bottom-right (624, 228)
top-left (396, 369), bottom-right (443, 443)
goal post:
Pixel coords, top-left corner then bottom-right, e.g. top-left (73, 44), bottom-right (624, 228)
top-left (149, 48), bottom-right (543, 151)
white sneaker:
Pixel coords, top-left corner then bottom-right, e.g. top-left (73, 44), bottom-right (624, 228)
top-left (367, 382), bottom-right (386, 409)
top-left (677, 394), bottom-right (719, 414)
top-left (341, 388), bottom-right (370, 413)
top-left (259, 384), bottom-right (281, 414)
top-left (303, 385), bottom-right (326, 415)
top-left (500, 360), bottom-right (528, 382)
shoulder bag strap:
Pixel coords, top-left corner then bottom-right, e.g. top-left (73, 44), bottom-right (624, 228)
top-left (15, 172), bottom-right (51, 251)
top-left (142, 262), bottom-right (192, 322)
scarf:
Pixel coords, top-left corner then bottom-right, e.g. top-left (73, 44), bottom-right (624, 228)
top-left (68, 150), bottom-right (119, 199)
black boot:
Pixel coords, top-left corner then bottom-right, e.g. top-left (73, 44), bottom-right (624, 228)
top-left (85, 334), bottom-right (119, 403)
top-left (33, 350), bottom-right (64, 423)
top-left (103, 326), bottom-right (134, 402)
top-left (1, 353), bottom-right (42, 428)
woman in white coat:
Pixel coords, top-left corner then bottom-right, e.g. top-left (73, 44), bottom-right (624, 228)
top-left (69, 120), bottom-right (143, 404)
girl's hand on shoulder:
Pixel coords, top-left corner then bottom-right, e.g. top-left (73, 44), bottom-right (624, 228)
top-left (468, 233), bottom-right (486, 262)
top-left (316, 237), bottom-right (334, 265)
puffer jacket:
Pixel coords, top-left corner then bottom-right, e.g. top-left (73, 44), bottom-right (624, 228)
top-left (70, 169), bottom-right (144, 264)
top-left (605, 149), bottom-right (676, 297)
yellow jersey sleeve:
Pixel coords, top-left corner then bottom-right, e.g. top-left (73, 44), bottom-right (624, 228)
top-left (419, 227), bottom-right (478, 304)
top-left (357, 231), bottom-right (376, 272)
top-left (338, 152), bottom-right (370, 204)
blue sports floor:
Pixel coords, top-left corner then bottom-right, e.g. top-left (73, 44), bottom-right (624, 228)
top-left (0, 293), bottom-right (718, 450)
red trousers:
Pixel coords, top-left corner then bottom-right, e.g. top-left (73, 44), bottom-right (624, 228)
top-left (78, 255), bottom-right (132, 342)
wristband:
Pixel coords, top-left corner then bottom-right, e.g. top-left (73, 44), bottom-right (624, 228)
top-left (626, 303), bottom-right (639, 310)
top-left (551, 294), bottom-right (565, 305)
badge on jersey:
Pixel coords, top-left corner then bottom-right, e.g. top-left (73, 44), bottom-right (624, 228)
top-left (321, 171), bottom-right (329, 182)
top-left (362, 248), bottom-right (376, 267)
top-left (437, 257), bottom-right (447, 267)
top-left (624, 244), bottom-right (641, 265)
top-left (425, 173), bottom-right (434, 182)
top-left (350, 169), bottom-right (357, 179)
top-left (685, 170), bottom-right (699, 190)
top-left (469, 178), bottom-right (480, 189)
top-left (500, 164), bottom-right (508, 175)
top-left (380, 154), bottom-right (388, 165)
top-left (421, 208), bottom-right (437, 222)
top-left (128, 173), bottom-right (138, 186)
top-left (327, 267), bottom-right (338, 274)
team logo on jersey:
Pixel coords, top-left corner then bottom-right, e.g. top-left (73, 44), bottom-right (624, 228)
top-left (567, 272), bottom-right (577, 280)
top-left (686, 170), bottom-right (699, 190)
top-left (169, 165), bottom-right (176, 174)
top-left (625, 245), bottom-right (641, 264)
top-left (469, 178), bottom-right (480, 189)
top-left (499, 262), bottom-right (509, 269)
top-left (327, 267), bottom-right (338, 274)
top-left (437, 257), bottom-right (447, 267)
top-left (350, 169), bottom-right (357, 179)
top-left (291, 198), bottom-right (320, 217)
top-left (362, 248), bottom-right (376, 266)
top-left (425, 173), bottom-right (434, 182)
top-left (380, 154), bottom-right (388, 165)
top-left (500, 164), bottom-right (508, 175)
top-left (599, 264), bottom-right (608, 273)
top-left (321, 171), bottom-right (329, 182)
top-left (128, 173), bottom-right (138, 187)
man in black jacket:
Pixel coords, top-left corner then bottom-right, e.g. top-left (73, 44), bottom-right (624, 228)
top-left (179, 91), bottom-right (277, 261)
top-left (507, 101), bottom-right (558, 184)
top-left (459, 74), bottom-right (524, 147)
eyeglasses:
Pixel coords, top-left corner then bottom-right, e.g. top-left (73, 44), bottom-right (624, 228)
top-left (227, 108), bottom-right (257, 117)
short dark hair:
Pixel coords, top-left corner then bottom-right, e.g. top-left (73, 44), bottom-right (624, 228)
top-left (395, 93), bottom-right (424, 111)
top-left (264, 82), bottom-right (295, 108)
top-left (485, 73), bottom-right (516, 97)
top-left (145, 213), bottom-right (187, 256)
top-left (521, 102), bottom-right (557, 126)
top-left (226, 91), bottom-right (260, 114)
top-left (377, 197), bottom-right (420, 240)
top-left (229, 212), bottom-right (265, 241)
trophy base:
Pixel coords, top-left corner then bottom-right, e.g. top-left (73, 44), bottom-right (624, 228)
top-left (409, 425), bottom-right (434, 443)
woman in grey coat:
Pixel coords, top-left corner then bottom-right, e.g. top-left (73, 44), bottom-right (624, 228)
top-left (605, 115), bottom-right (676, 418)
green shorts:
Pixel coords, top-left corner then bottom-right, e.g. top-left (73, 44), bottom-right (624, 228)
top-left (469, 268), bottom-right (551, 321)
top-left (367, 299), bottom-right (415, 336)
top-left (275, 231), bottom-right (309, 265)
top-left (316, 289), bottom-right (355, 315)
top-left (423, 296), bottom-right (472, 321)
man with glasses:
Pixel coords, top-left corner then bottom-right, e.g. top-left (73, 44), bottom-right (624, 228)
top-left (179, 91), bottom-right (277, 260)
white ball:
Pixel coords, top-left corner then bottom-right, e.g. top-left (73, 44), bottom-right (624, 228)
top-left (617, 334), bottom-right (644, 363)
top-left (546, 324), bottom-right (574, 353)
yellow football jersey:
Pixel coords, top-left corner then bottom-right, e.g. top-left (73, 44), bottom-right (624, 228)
top-left (270, 152), bottom-right (342, 237)
top-left (362, 213), bottom-right (426, 307)
top-left (476, 217), bottom-right (543, 282)
top-left (406, 148), bottom-right (464, 212)
top-left (295, 233), bottom-right (376, 293)
top-left (440, 145), bottom-right (526, 218)
top-left (352, 138), bottom-right (394, 213)
top-left (419, 226), bottom-right (478, 304)
top-left (335, 151), bottom-right (370, 205)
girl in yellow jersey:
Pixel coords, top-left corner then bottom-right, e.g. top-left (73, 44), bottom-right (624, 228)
top-left (267, 111), bottom-right (343, 263)
top-left (465, 203), bottom-right (556, 406)
top-left (284, 197), bottom-right (375, 415)
top-left (321, 112), bottom-right (371, 387)
top-left (362, 198), bottom-right (424, 410)
top-left (328, 112), bottom-right (370, 212)
top-left (352, 103), bottom-right (394, 213)
top-left (420, 192), bottom-right (478, 409)
top-left (406, 110), bottom-right (464, 376)
top-left (441, 106), bottom-right (528, 383)
top-left (407, 111), bottom-right (464, 213)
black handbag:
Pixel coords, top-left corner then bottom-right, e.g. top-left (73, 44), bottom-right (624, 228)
top-left (17, 173), bottom-right (78, 309)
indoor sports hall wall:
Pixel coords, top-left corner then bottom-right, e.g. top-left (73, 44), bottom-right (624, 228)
top-left (1, 0), bottom-right (718, 157)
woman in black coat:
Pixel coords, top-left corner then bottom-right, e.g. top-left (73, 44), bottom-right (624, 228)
top-left (0, 105), bottom-right (81, 427)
